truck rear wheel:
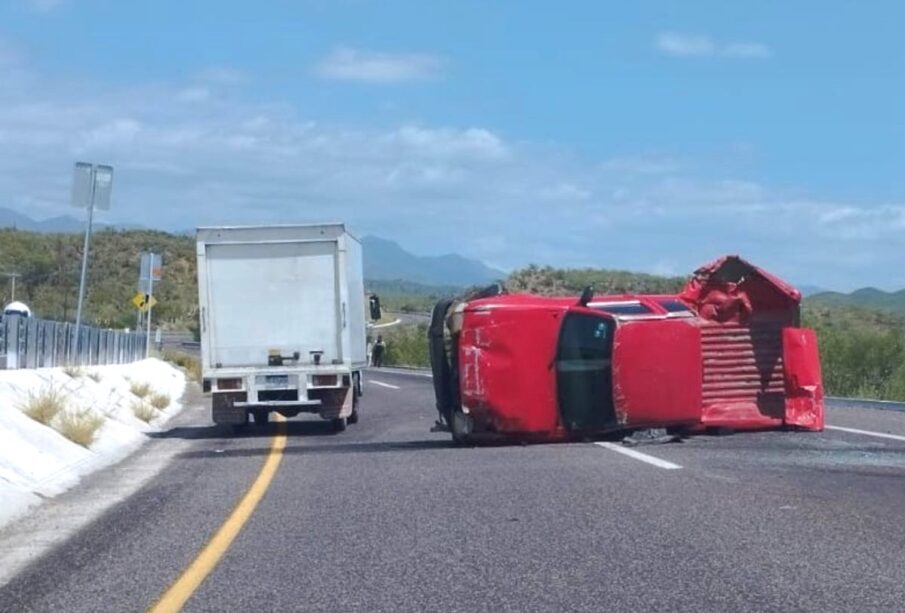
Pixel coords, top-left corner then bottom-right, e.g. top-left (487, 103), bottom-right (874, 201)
top-left (348, 380), bottom-right (360, 425)
top-left (252, 410), bottom-right (269, 426)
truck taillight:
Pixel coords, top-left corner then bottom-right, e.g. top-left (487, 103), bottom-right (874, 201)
top-left (216, 377), bottom-right (243, 390)
top-left (312, 375), bottom-right (338, 387)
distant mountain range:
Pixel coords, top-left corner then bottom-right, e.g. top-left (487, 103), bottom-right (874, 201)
top-left (807, 288), bottom-right (905, 313)
top-left (0, 207), bottom-right (94, 233)
top-left (0, 207), bottom-right (505, 288)
top-left (361, 235), bottom-right (505, 287)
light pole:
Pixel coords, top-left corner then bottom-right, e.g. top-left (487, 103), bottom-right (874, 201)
top-left (71, 162), bottom-right (113, 354)
top-left (0, 272), bottom-right (20, 301)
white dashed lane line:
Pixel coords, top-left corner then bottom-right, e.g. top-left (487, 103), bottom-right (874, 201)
top-left (825, 425), bottom-right (905, 443)
top-left (595, 442), bottom-right (683, 470)
top-left (368, 380), bottom-right (401, 390)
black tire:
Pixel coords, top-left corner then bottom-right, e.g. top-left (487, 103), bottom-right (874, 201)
top-left (231, 423), bottom-right (249, 435)
top-left (332, 416), bottom-right (347, 432)
top-left (252, 410), bottom-right (269, 426)
top-left (348, 383), bottom-right (360, 425)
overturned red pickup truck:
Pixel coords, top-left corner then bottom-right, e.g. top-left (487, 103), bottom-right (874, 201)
top-left (429, 256), bottom-right (824, 443)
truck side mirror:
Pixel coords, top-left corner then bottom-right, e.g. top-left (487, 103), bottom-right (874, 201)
top-left (369, 295), bottom-right (382, 321)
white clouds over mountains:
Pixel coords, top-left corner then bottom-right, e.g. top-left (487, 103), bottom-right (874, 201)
top-left (0, 40), bottom-right (902, 289)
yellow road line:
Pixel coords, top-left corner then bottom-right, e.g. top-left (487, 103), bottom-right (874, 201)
top-left (149, 416), bottom-right (287, 612)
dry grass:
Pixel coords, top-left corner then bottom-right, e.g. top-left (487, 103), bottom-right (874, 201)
top-left (130, 381), bottom-right (152, 399)
top-left (163, 350), bottom-right (201, 382)
top-left (87, 371), bottom-right (103, 383)
top-left (56, 409), bottom-right (105, 447)
top-left (132, 400), bottom-right (158, 423)
top-left (63, 365), bottom-right (84, 379)
top-left (148, 392), bottom-right (171, 410)
top-left (20, 388), bottom-right (67, 425)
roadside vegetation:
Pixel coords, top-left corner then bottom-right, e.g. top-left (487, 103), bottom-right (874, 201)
top-left (162, 350), bottom-right (201, 382)
top-left (803, 306), bottom-right (905, 400)
top-left (57, 409), bottom-right (105, 447)
top-left (19, 388), bottom-right (67, 425)
top-left (148, 392), bottom-right (171, 410)
top-left (62, 365), bottom-right (84, 379)
top-left (19, 387), bottom-right (106, 447)
top-left (129, 381), bottom-right (152, 398)
top-left (381, 323), bottom-right (430, 368)
top-left (132, 400), bottom-right (158, 423)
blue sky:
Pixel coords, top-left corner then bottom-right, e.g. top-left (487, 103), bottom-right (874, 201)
top-left (1, 0), bottom-right (904, 290)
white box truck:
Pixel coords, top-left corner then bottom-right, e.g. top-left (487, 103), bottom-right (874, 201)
top-left (196, 223), bottom-right (377, 431)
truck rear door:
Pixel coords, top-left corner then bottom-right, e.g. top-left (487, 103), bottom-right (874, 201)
top-left (204, 240), bottom-right (340, 368)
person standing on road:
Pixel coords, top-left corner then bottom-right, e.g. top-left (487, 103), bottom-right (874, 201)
top-left (372, 335), bottom-right (386, 367)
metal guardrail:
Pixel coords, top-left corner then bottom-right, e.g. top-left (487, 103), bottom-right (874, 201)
top-left (0, 314), bottom-right (147, 369)
top-left (826, 396), bottom-right (905, 413)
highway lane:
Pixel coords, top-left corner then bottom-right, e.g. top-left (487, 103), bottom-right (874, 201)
top-left (2, 371), bottom-right (905, 611)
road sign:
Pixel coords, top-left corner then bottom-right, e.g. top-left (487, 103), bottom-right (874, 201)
top-left (139, 252), bottom-right (163, 293)
top-left (131, 292), bottom-right (157, 312)
top-left (71, 162), bottom-right (113, 210)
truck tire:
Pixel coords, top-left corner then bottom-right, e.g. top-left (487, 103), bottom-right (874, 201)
top-left (450, 410), bottom-right (473, 445)
top-left (252, 410), bottom-right (269, 426)
top-left (332, 416), bottom-right (347, 432)
top-left (348, 379), bottom-right (360, 425)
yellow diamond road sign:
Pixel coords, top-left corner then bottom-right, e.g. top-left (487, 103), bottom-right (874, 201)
top-left (131, 292), bottom-right (157, 312)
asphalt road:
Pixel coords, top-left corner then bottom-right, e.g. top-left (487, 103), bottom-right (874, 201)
top-left (3, 370), bottom-right (905, 612)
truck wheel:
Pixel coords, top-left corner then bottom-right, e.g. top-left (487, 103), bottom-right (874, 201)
top-left (231, 423), bottom-right (249, 435)
top-left (332, 417), bottom-right (347, 432)
top-left (450, 411), bottom-right (472, 445)
top-left (348, 388), bottom-right (360, 425)
top-left (252, 410), bottom-right (269, 426)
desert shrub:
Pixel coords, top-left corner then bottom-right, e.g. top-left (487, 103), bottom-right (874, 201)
top-left (165, 351), bottom-right (201, 382)
top-left (132, 400), bottom-right (157, 423)
top-left (63, 365), bottom-right (84, 379)
top-left (20, 388), bottom-right (67, 425)
top-left (148, 392), bottom-right (170, 410)
top-left (57, 409), bottom-right (105, 447)
top-left (130, 381), bottom-right (152, 398)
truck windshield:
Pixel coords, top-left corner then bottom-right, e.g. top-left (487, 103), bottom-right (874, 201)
top-left (555, 312), bottom-right (616, 431)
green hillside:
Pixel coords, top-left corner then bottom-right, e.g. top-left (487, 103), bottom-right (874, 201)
top-left (505, 264), bottom-right (686, 295)
top-left (0, 228), bottom-right (197, 330)
top-left (807, 288), bottom-right (905, 313)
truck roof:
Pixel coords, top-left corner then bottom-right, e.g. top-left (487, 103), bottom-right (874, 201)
top-left (196, 223), bottom-right (360, 243)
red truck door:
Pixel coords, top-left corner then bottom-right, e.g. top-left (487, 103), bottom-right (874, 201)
top-left (612, 319), bottom-right (702, 428)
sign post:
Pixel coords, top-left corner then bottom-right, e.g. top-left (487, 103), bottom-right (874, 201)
top-left (139, 252), bottom-right (162, 357)
top-left (72, 162), bottom-right (113, 355)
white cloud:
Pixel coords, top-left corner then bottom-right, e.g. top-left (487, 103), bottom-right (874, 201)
top-left (389, 126), bottom-right (509, 160)
top-left (313, 47), bottom-right (444, 83)
top-left (1, 56), bottom-right (904, 290)
top-left (656, 33), bottom-right (772, 59)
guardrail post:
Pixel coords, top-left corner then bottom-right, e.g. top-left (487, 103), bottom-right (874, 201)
top-left (6, 315), bottom-right (20, 369)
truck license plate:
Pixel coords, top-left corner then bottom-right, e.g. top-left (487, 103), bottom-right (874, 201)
top-left (264, 375), bottom-right (289, 387)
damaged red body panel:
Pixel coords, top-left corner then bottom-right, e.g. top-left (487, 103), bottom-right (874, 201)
top-left (429, 255), bottom-right (824, 442)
